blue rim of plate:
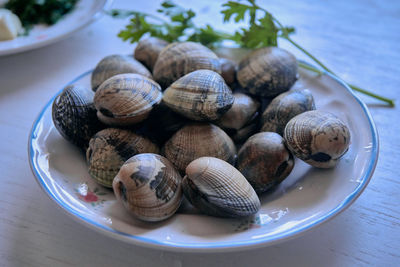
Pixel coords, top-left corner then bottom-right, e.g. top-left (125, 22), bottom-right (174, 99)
top-left (28, 61), bottom-right (379, 252)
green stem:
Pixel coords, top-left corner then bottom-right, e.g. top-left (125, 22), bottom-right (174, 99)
top-left (298, 63), bottom-right (395, 106)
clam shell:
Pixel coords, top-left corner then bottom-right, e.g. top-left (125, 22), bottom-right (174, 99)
top-left (215, 93), bottom-right (260, 136)
top-left (237, 132), bottom-right (294, 193)
top-left (52, 84), bottom-right (104, 151)
top-left (86, 128), bottom-right (159, 187)
top-left (284, 110), bottom-right (351, 168)
top-left (94, 73), bottom-right (162, 126)
top-left (163, 123), bottom-right (237, 173)
top-left (261, 89), bottom-right (316, 135)
top-left (183, 157), bottom-right (260, 218)
top-left (219, 57), bottom-right (237, 86)
top-left (134, 37), bottom-right (169, 71)
top-left (91, 55), bottom-right (152, 92)
top-left (153, 42), bottom-right (221, 89)
top-left (113, 153), bottom-right (182, 222)
top-left (163, 69), bottom-right (234, 121)
top-left (237, 47), bottom-right (298, 97)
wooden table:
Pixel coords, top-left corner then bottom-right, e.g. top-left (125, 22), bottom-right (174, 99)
top-left (1, 0), bottom-right (399, 266)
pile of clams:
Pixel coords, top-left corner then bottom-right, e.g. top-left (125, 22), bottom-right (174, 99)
top-left (52, 38), bottom-right (351, 222)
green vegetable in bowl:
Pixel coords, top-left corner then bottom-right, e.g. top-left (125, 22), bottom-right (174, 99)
top-left (110, 0), bottom-right (395, 107)
top-left (5, 0), bottom-right (78, 32)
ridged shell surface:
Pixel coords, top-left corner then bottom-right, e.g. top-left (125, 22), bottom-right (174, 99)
top-left (183, 157), bottom-right (260, 218)
top-left (94, 73), bottom-right (162, 126)
top-left (284, 110), bottom-right (351, 168)
top-left (91, 55), bottom-right (152, 92)
top-left (237, 132), bottom-right (294, 193)
top-left (237, 47), bottom-right (298, 97)
top-left (113, 153), bottom-right (182, 222)
top-left (134, 37), bottom-right (169, 71)
top-left (261, 89), bottom-right (316, 135)
top-left (163, 123), bottom-right (236, 173)
top-left (86, 128), bottom-right (159, 187)
top-left (52, 84), bottom-right (104, 151)
top-left (153, 42), bottom-right (221, 89)
top-left (163, 70), bottom-right (234, 121)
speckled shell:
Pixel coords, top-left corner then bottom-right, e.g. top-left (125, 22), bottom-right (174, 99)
top-left (86, 128), bottom-right (159, 187)
top-left (182, 157), bottom-right (260, 218)
top-left (153, 42), bottom-right (221, 89)
top-left (91, 55), bottom-right (152, 92)
top-left (94, 73), bottom-right (162, 126)
top-left (134, 37), bottom-right (169, 71)
top-left (237, 132), bottom-right (294, 193)
top-left (52, 84), bottom-right (105, 151)
top-left (163, 123), bottom-right (237, 173)
top-left (237, 47), bottom-right (298, 97)
top-left (284, 110), bottom-right (351, 168)
top-left (163, 70), bottom-right (234, 121)
top-left (261, 89), bottom-right (316, 135)
top-left (113, 153), bottom-right (182, 222)
top-left (219, 57), bottom-right (237, 86)
top-left (215, 93), bottom-right (260, 141)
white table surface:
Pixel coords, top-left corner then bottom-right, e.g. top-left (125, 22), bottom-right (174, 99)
top-left (1, 0), bottom-right (399, 266)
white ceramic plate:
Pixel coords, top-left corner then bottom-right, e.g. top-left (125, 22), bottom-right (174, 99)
top-left (0, 0), bottom-right (113, 56)
top-left (28, 59), bottom-right (378, 252)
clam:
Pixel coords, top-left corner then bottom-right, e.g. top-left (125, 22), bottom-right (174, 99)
top-left (113, 153), bottom-right (182, 222)
top-left (52, 84), bottom-right (105, 151)
top-left (94, 73), bottom-right (162, 126)
top-left (134, 37), bottom-right (169, 72)
top-left (261, 89), bottom-right (316, 135)
top-left (284, 110), bottom-right (351, 168)
top-left (182, 157), bottom-right (260, 218)
top-left (91, 55), bottom-right (152, 92)
top-left (237, 47), bottom-right (298, 97)
top-left (219, 57), bottom-right (237, 86)
top-left (153, 42), bottom-right (221, 89)
top-left (163, 123), bottom-right (236, 173)
top-left (215, 93), bottom-right (260, 142)
top-left (86, 128), bottom-right (159, 187)
top-left (237, 132), bottom-right (294, 193)
top-left (163, 69), bottom-right (234, 121)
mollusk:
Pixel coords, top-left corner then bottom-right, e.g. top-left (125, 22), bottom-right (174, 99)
top-left (182, 157), bottom-right (260, 218)
top-left (86, 128), bottom-right (159, 187)
top-left (284, 110), bottom-right (351, 168)
top-left (113, 153), bottom-right (182, 222)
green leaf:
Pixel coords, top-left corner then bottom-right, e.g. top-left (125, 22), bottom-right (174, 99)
top-left (221, 1), bottom-right (254, 22)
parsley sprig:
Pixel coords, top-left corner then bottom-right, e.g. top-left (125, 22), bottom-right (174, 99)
top-left (110, 0), bottom-right (394, 106)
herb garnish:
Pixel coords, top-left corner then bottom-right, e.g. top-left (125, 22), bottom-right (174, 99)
top-left (110, 0), bottom-right (394, 106)
top-left (5, 0), bottom-right (78, 33)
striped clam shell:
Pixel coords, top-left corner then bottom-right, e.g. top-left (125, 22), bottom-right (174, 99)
top-left (94, 73), bottom-right (162, 126)
top-left (52, 84), bottom-right (105, 151)
top-left (261, 89), bottom-right (316, 136)
top-left (284, 110), bottom-right (351, 168)
top-left (237, 132), bottom-right (294, 194)
top-left (215, 93), bottom-right (260, 142)
top-left (113, 153), bottom-right (182, 222)
top-left (163, 69), bottom-right (234, 121)
top-left (183, 157), bottom-right (260, 218)
top-left (134, 37), bottom-right (169, 71)
top-left (91, 55), bottom-right (152, 92)
top-left (86, 128), bottom-right (159, 187)
top-left (237, 47), bottom-right (298, 97)
top-left (163, 123), bottom-right (237, 173)
top-left (153, 42), bottom-right (221, 89)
